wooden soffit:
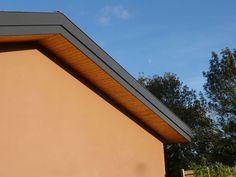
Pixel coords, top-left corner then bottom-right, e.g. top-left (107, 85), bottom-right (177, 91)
top-left (0, 12), bottom-right (192, 143)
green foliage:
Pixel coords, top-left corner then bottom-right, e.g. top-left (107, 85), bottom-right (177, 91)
top-left (190, 163), bottom-right (209, 177)
top-left (203, 48), bottom-right (236, 166)
top-left (203, 48), bottom-right (236, 120)
top-left (138, 48), bottom-right (236, 177)
top-left (191, 163), bottom-right (236, 177)
top-left (138, 73), bottom-right (218, 177)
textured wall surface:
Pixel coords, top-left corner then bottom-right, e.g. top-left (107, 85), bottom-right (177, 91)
top-left (0, 49), bottom-right (165, 177)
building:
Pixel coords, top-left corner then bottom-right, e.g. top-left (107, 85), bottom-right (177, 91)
top-left (0, 12), bottom-right (192, 177)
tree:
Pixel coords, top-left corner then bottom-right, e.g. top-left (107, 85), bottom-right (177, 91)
top-left (203, 48), bottom-right (236, 166)
top-left (138, 73), bottom-right (218, 177)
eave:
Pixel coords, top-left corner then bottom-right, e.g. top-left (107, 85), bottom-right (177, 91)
top-left (0, 11), bottom-right (192, 143)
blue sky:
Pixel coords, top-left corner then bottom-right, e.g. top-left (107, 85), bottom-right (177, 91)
top-left (1, 0), bottom-right (236, 92)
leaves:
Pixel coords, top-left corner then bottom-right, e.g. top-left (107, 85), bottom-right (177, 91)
top-left (137, 48), bottom-right (236, 176)
top-left (191, 163), bottom-right (236, 177)
top-left (203, 48), bottom-right (236, 165)
top-left (138, 73), bottom-right (218, 177)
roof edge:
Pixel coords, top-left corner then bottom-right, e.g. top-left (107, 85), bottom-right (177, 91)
top-left (0, 11), bottom-right (192, 142)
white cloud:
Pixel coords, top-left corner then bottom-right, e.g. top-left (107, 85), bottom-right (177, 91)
top-left (98, 5), bottom-right (130, 25)
top-left (146, 54), bottom-right (154, 65)
top-left (148, 59), bottom-right (152, 64)
top-left (99, 16), bottom-right (110, 25)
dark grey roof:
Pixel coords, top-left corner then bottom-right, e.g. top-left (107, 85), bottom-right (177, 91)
top-left (0, 11), bottom-right (192, 141)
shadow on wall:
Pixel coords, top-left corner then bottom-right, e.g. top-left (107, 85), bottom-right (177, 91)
top-left (135, 163), bottom-right (148, 177)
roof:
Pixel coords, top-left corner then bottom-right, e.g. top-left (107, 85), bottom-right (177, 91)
top-left (0, 11), bottom-right (192, 143)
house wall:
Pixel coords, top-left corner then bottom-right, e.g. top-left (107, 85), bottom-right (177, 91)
top-left (0, 49), bottom-right (165, 177)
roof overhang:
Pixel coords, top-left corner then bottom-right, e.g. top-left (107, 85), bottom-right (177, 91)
top-left (0, 11), bottom-right (192, 143)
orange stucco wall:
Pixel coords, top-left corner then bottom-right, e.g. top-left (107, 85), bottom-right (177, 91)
top-left (0, 49), bottom-right (165, 177)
